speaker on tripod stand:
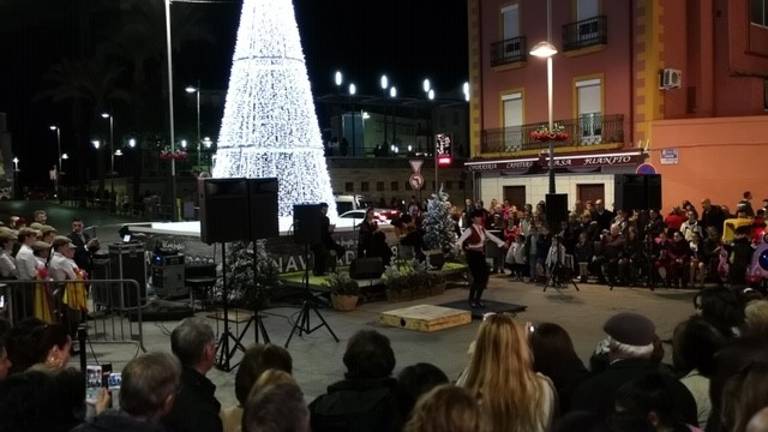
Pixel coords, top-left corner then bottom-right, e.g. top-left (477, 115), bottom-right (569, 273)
top-left (285, 204), bottom-right (339, 348)
top-left (198, 177), bottom-right (279, 371)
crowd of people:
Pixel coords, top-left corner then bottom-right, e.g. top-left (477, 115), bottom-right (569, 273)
top-left (0, 210), bottom-right (99, 342)
top-left (2, 287), bottom-right (768, 432)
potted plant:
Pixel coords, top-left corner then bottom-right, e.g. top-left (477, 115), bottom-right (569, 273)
top-left (382, 259), bottom-right (415, 302)
top-left (326, 271), bottom-right (360, 311)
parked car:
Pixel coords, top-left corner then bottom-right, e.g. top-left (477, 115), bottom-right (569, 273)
top-left (334, 194), bottom-right (368, 214)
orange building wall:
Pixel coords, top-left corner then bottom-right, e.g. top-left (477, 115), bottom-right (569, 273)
top-left (478, 0), bottom-right (633, 142)
top-left (650, 116), bottom-right (768, 212)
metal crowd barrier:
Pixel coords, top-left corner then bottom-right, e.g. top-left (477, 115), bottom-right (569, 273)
top-left (0, 279), bottom-right (146, 353)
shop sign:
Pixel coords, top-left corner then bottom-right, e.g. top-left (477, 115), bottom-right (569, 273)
top-left (466, 152), bottom-right (643, 172)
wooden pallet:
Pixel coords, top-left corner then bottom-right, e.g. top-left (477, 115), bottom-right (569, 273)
top-left (379, 304), bottom-right (471, 332)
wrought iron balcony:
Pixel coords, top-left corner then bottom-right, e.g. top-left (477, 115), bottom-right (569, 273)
top-left (480, 114), bottom-right (624, 155)
top-left (562, 15), bottom-right (607, 51)
top-left (490, 36), bottom-right (527, 67)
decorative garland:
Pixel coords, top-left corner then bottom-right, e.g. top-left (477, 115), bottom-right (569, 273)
top-left (530, 123), bottom-right (569, 142)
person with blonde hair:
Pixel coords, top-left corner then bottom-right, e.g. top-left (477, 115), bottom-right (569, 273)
top-left (461, 313), bottom-right (555, 432)
top-left (403, 384), bottom-right (481, 432)
top-left (744, 300), bottom-right (768, 335)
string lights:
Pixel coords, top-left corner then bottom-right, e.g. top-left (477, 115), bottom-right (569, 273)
top-left (212, 0), bottom-right (337, 218)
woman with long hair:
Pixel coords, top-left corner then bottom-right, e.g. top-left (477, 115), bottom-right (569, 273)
top-left (461, 314), bottom-right (555, 432)
top-left (404, 385), bottom-right (481, 432)
top-left (529, 322), bottom-right (588, 414)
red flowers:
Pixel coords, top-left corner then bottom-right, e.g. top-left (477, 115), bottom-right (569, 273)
top-left (530, 125), bottom-right (569, 142)
top-left (160, 149), bottom-right (188, 161)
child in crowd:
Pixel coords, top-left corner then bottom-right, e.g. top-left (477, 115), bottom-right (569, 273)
top-left (505, 235), bottom-right (527, 281)
top-left (574, 232), bottom-right (593, 283)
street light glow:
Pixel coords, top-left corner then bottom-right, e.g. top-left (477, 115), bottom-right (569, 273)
top-left (185, 85), bottom-right (198, 94)
top-left (62, 153), bottom-right (69, 160)
top-left (180, 139), bottom-right (188, 149)
top-left (422, 78), bottom-right (431, 93)
top-left (100, 112), bottom-right (111, 119)
top-left (49, 125), bottom-right (58, 131)
top-left (12, 157), bottom-right (18, 164)
top-left (91, 140), bottom-right (101, 149)
top-left (427, 89), bottom-right (435, 100)
top-left (114, 149), bottom-right (124, 156)
top-left (348, 83), bottom-right (357, 96)
top-left (203, 137), bottom-right (213, 148)
top-left (529, 41), bottom-right (558, 58)
top-left (362, 111), bottom-right (370, 120)
top-left (380, 74), bottom-right (388, 90)
top-left (334, 70), bottom-right (343, 86)
top-left (389, 86), bottom-right (397, 98)
top-left (463, 81), bottom-right (470, 101)
top-left (128, 138), bottom-right (137, 148)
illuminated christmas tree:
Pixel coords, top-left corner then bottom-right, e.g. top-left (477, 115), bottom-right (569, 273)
top-left (213, 0), bottom-right (336, 218)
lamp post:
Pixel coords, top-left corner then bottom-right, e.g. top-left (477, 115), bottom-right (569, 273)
top-left (348, 82), bottom-right (357, 156)
top-left (164, 0), bottom-right (178, 221)
top-left (529, 0), bottom-right (558, 194)
top-left (100, 113), bottom-right (115, 174)
top-left (11, 157), bottom-right (19, 199)
top-left (380, 74), bottom-right (389, 149)
top-left (49, 125), bottom-right (62, 196)
top-left (425, 85), bottom-right (438, 192)
top-left (185, 83), bottom-right (202, 166)
top-left (389, 86), bottom-right (397, 150)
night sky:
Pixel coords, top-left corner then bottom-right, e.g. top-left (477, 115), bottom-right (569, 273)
top-left (0, 0), bottom-right (468, 187)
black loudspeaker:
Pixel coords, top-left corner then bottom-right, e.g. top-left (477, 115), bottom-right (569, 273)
top-left (645, 174), bottom-right (662, 211)
top-left (199, 178), bottom-right (250, 244)
top-left (293, 204), bottom-right (323, 245)
top-left (248, 178), bottom-right (279, 239)
top-left (108, 243), bottom-right (147, 308)
top-left (546, 193), bottom-right (568, 229)
top-left (350, 257), bottom-right (385, 280)
top-left (615, 174), bottom-right (662, 211)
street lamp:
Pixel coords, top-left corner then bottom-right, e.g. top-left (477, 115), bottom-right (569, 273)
top-left (11, 157), bottom-right (19, 171)
top-left (100, 112), bottom-right (115, 174)
top-left (62, 153), bottom-right (69, 160)
top-left (380, 74), bottom-right (388, 91)
top-left (427, 89), bottom-right (435, 101)
top-left (49, 125), bottom-right (62, 193)
top-left (202, 137), bottom-right (213, 149)
top-left (185, 83), bottom-right (202, 165)
top-left (348, 83), bottom-right (356, 96)
top-left (529, 0), bottom-right (558, 194)
top-left (91, 140), bottom-right (101, 150)
top-left (348, 82), bottom-right (357, 155)
top-left (422, 78), bottom-right (431, 93)
top-left (389, 86), bottom-right (397, 98)
top-left (128, 138), bottom-right (137, 148)
top-left (114, 149), bottom-right (124, 156)
top-left (334, 70), bottom-right (343, 87)
top-left (463, 81), bottom-right (470, 102)
top-left (180, 139), bottom-right (188, 149)
top-left (163, 0), bottom-right (179, 221)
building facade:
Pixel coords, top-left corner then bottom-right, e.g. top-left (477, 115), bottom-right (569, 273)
top-left (467, 0), bottom-right (768, 211)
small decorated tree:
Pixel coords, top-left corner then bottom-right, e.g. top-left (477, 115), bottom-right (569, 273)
top-left (219, 240), bottom-right (281, 308)
top-left (422, 186), bottom-right (458, 255)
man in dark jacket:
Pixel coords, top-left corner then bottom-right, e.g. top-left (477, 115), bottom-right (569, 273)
top-left (570, 313), bottom-right (698, 426)
top-left (310, 330), bottom-right (403, 432)
top-left (163, 318), bottom-right (222, 432)
top-left (74, 352), bottom-right (181, 432)
top-left (592, 200), bottom-right (615, 232)
top-left (67, 218), bottom-right (97, 273)
top-left (701, 199), bottom-right (726, 235)
top-left (313, 203), bottom-right (346, 275)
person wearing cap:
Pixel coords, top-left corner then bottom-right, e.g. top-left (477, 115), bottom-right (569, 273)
top-left (15, 227), bottom-right (39, 281)
top-left (456, 209), bottom-right (507, 308)
top-left (50, 236), bottom-right (87, 334)
top-left (0, 230), bottom-right (17, 279)
top-left (40, 225), bottom-right (57, 244)
top-left (33, 210), bottom-right (47, 225)
top-left (570, 312), bottom-right (698, 425)
top-left (49, 236), bottom-right (79, 282)
top-left (31, 240), bottom-right (55, 323)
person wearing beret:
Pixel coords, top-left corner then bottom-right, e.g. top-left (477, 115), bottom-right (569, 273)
top-left (569, 313), bottom-right (698, 426)
top-left (0, 231), bottom-right (18, 279)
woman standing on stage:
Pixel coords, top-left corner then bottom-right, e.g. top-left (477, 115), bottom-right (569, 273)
top-left (457, 209), bottom-right (506, 308)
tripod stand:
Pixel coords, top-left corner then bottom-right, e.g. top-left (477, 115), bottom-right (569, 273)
top-left (543, 255), bottom-right (580, 293)
top-left (284, 243), bottom-right (339, 348)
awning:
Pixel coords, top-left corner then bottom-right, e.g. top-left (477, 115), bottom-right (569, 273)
top-left (464, 150), bottom-right (646, 173)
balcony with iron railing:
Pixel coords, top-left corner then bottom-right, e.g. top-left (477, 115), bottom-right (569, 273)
top-left (480, 114), bottom-right (624, 155)
top-left (490, 36), bottom-right (527, 67)
top-left (562, 15), bottom-right (608, 52)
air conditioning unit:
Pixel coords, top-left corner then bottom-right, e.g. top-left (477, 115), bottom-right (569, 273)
top-left (659, 68), bottom-right (682, 90)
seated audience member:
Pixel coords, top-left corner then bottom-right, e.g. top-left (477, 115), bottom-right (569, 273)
top-left (403, 385), bottom-right (482, 432)
top-left (680, 211), bottom-right (703, 242)
top-left (672, 317), bottom-right (726, 430)
top-left (721, 362), bottom-right (768, 432)
top-left (667, 231), bottom-right (692, 288)
top-left (744, 300), bottom-right (768, 336)
top-left (5, 318), bottom-right (71, 374)
top-left (74, 352), bottom-right (182, 432)
top-left (610, 373), bottom-right (699, 432)
top-left (164, 318), bottom-right (223, 432)
top-left (242, 380), bottom-right (309, 432)
top-left (310, 330), bottom-right (402, 432)
top-left (221, 344), bottom-right (293, 432)
top-left (0, 367), bottom-right (90, 432)
top-left (570, 313), bottom-right (697, 425)
top-left (665, 207), bottom-right (687, 234)
top-left (461, 314), bottom-right (555, 432)
top-left (693, 288), bottom-right (745, 338)
top-left (748, 407), bottom-right (768, 432)
top-left (530, 322), bottom-right (589, 414)
top-left (0, 335), bottom-right (11, 381)
top-left (396, 363), bottom-right (449, 421)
